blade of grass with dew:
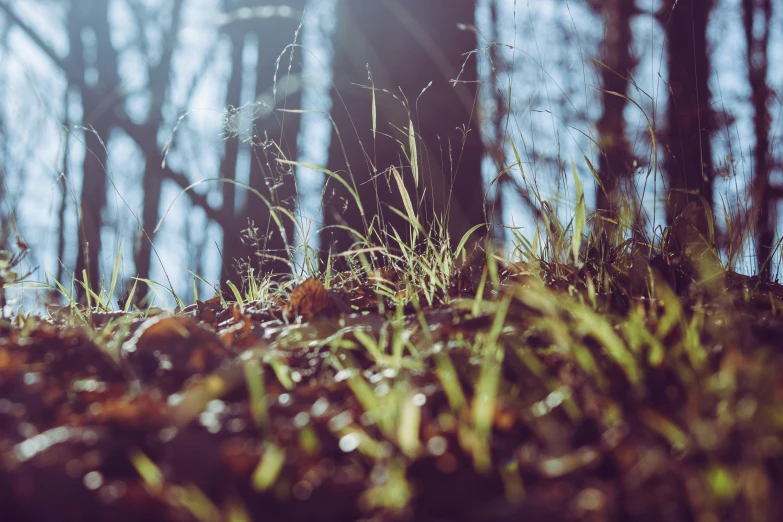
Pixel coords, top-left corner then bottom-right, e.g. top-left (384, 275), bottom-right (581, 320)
top-left (82, 270), bottom-right (93, 310)
top-left (123, 279), bottom-right (138, 312)
top-left (472, 265), bottom-right (489, 316)
top-left (372, 82), bottom-right (377, 144)
top-left (226, 280), bottom-right (244, 307)
top-left (343, 370), bottom-right (382, 428)
top-left (172, 484), bottom-right (221, 522)
top-left (107, 238), bottom-right (123, 306)
top-left (244, 358), bottom-right (268, 429)
top-left (392, 166), bottom-right (420, 243)
top-left (341, 426), bottom-right (392, 460)
top-left (298, 424), bottom-right (321, 456)
top-left (324, 251), bottom-right (332, 289)
top-left (251, 443), bottom-right (286, 492)
top-left (721, 197), bottom-right (734, 266)
top-left (684, 306), bottom-right (708, 372)
top-left (512, 345), bottom-right (582, 422)
top-left (569, 304), bottom-right (641, 387)
top-left (129, 448), bottom-right (163, 494)
top-left (408, 120), bottom-right (419, 189)
top-left (583, 155), bottom-right (606, 198)
top-left (473, 296), bottom-right (511, 471)
top-left (532, 226), bottom-right (541, 259)
top-left (170, 370), bottom-right (235, 428)
top-left (571, 160), bottom-right (585, 265)
top-left (487, 250), bottom-right (500, 289)
top-left (397, 391), bottom-right (421, 457)
top-left (46, 272), bottom-right (76, 306)
top-left (360, 458), bottom-right (412, 514)
top-left (654, 279), bottom-right (684, 340)
top-left (267, 357), bottom-right (294, 390)
top-left (352, 329), bottom-right (386, 365)
top-left (638, 408), bottom-right (690, 453)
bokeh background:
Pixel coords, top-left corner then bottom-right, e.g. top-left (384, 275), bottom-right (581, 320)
top-left (0, 0), bottom-right (780, 308)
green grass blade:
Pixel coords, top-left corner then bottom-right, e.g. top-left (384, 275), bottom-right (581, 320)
top-left (571, 159), bottom-right (585, 264)
top-left (107, 238), bottom-right (122, 306)
top-left (408, 120), bottom-right (419, 189)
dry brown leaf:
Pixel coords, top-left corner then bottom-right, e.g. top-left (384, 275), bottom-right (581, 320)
top-left (284, 278), bottom-right (334, 321)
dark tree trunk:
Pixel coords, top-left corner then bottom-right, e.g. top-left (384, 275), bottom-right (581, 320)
top-left (236, 1), bottom-right (307, 282)
top-left (135, 0), bottom-right (185, 303)
top-left (56, 91), bottom-right (70, 286)
top-left (485, 0), bottom-right (507, 241)
top-left (322, 0), bottom-right (484, 262)
top-left (72, 0), bottom-right (119, 297)
top-left (742, 0), bottom-right (774, 280)
top-left (594, 0), bottom-right (637, 242)
top-left (662, 0), bottom-right (716, 233)
top-left (218, 30), bottom-right (246, 289)
top-left (136, 158), bottom-right (164, 299)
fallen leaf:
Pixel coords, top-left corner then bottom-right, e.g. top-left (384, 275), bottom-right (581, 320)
top-left (284, 278), bottom-right (335, 321)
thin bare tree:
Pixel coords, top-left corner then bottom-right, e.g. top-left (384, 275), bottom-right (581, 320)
top-left (742, 0), bottom-right (775, 279)
top-left (662, 0), bottom-right (716, 234)
top-left (592, 0), bottom-right (637, 243)
top-left (69, 0), bottom-right (120, 295)
top-left (134, 0), bottom-right (186, 301)
top-left (217, 27), bottom-right (245, 288)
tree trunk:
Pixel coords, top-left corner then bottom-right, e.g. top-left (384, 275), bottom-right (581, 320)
top-left (56, 91), bottom-right (70, 286)
top-left (743, 0), bottom-right (774, 279)
top-left (236, 1), bottom-right (307, 282)
top-left (323, 0), bottom-right (484, 263)
top-left (135, 0), bottom-right (185, 303)
top-left (663, 0), bottom-right (716, 234)
top-left (484, 0), bottom-right (507, 241)
top-left (136, 158), bottom-right (164, 299)
top-left (218, 30), bottom-right (246, 289)
top-left (594, 0), bottom-right (636, 242)
top-left (72, 0), bottom-right (119, 297)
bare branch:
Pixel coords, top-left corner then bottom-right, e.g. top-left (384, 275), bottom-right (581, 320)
top-left (0, 1), bottom-right (75, 84)
top-left (0, 1), bottom-right (224, 228)
top-left (113, 113), bottom-right (224, 226)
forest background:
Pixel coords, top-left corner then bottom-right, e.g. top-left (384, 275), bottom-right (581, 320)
top-left (0, 0), bottom-right (780, 308)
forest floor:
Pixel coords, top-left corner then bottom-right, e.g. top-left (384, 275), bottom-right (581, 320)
top-left (2, 240), bottom-right (783, 522)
